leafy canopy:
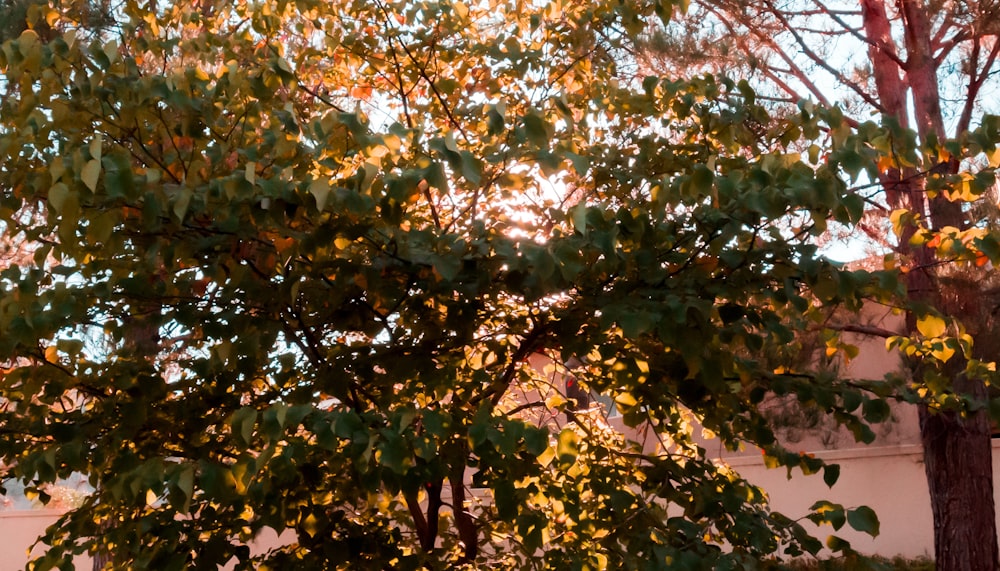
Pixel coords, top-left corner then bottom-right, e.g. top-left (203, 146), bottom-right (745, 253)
top-left (1, 0), bottom-right (999, 569)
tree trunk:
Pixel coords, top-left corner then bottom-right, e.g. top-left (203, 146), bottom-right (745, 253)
top-left (863, 1), bottom-right (1000, 566)
top-left (900, 196), bottom-right (998, 571)
top-left (902, 160), bottom-right (1000, 571)
top-left (919, 380), bottom-right (998, 571)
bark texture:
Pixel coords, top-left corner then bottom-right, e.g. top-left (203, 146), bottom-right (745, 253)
top-left (884, 0), bottom-right (998, 571)
top-left (865, 1), bottom-right (997, 568)
top-left (919, 381), bottom-right (998, 571)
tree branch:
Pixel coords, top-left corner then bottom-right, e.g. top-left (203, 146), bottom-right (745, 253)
top-left (825, 323), bottom-right (900, 339)
top-left (470, 321), bottom-right (548, 408)
top-left (763, 0), bottom-right (886, 112)
top-left (957, 38), bottom-right (1000, 136)
top-left (811, 0), bottom-right (906, 68)
top-left (450, 458), bottom-right (477, 563)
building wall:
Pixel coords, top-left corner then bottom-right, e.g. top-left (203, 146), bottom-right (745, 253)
top-left (0, 511), bottom-right (91, 571)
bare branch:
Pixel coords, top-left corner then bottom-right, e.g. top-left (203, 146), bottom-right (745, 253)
top-left (811, 0), bottom-right (906, 68)
top-left (957, 38), bottom-right (1000, 135)
top-left (934, 30), bottom-right (972, 65)
top-left (702, 3), bottom-right (833, 106)
top-left (763, 0), bottom-right (886, 111)
top-left (825, 323), bottom-right (900, 339)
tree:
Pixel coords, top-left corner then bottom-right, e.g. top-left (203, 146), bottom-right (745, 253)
top-left (1, 1), bottom-right (997, 569)
top-left (636, 2), bottom-right (1000, 569)
top-left (0, 0), bottom-right (114, 43)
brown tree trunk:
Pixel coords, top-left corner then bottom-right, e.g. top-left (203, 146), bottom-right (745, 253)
top-left (919, 379), bottom-right (998, 571)
top-left (899, 192), bottom-right (998, 571)
top-left (910, 250), bottom-right (999, 570)
top-left (862, 1), bottom-right (1000, 567)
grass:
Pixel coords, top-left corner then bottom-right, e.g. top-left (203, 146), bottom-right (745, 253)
top-left (776, 556), bottom-right (935, 570)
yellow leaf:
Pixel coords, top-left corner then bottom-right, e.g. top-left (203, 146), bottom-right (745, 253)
top-left (301, 514), bottom-right (319, 538)
top-left (614, 392), bottom-right (637, 408)
top-left (545, 394), bottom-right (566, 409)
top-left (103, 40), bottom-right (119, 65)
top-left (917, 315), bottom-right (947, 338)
top-left (17, 29), bottom-right (38, 50)
top-left (44, 346), bottom-right (59, 362)
top-left (89, 134), bottom-right (102, 162)
top-left (48, 183), bottom-right (69, 213)
top-left (988, 147), bottom-right (1000, 168)
top-left (81, 159), bottom-right (101, 192)
top-left (309, 179), bottom-right (331, 211)
top-left (50, 156), bottom-right (65, 180)
top-left (245, 162), bottom-right (256, 185)
top-left (536, 446), bottom-right (555, 468)
top-left (931, 345), bottom-right (956, 363)
top-left (143, 12), bottom-right (160, 36)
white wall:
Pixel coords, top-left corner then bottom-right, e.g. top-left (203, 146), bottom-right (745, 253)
top-left (0, 511), bottom-right (90, 571)
top-left (729, 439), bottom-right (1000, 560)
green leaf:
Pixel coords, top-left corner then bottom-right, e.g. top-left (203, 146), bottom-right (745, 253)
top-left (230, 408), bottom-right (257, 448)
top-left (88, 210), bottom-right (117, 243)
top-left (690, 165), bottom-right (714, 196)
top-left (173, 187), bottom-right (193, 221)
top-left (840, 390), bottom-right (862, 413)
top-left (523, 112), bottom-right (550, 148)
top-left (823, 464), bottom-right (840, 488)
top-left (102, 153), bottom-right (135, 198)
top-left (976, 234), bottom-right (1000, 263)
top-left (736, 79), bottom-right (755, 105)
top-left (826, 535), bottom-right (852, 552)
top-left (571, 203), bottom-right (588, 237)
top-left (377, 430), bottom-right (412, 474)
top-left (89, 134), bottom-right (102, 162)
top-left (487, 105), bottom-right (505, 135)
top-left (809, 500), bottom-right (845, 530)
top-left (523, 426), bottom-right (548, 456)
top-left (174, 465), bottom-right (194, 513)
top-left (493, 479), bottom-right (518, 520)
top-left (862, 398), bottom-right (891, 423)
top-left (245, 162), bottom-right (256, 185)
top-left (432, 254), bottom-right (461, 282)
top-left (847, 506), bottom-right (880, 537)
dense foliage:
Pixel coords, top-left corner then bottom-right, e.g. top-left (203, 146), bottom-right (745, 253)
top-left (1, 1), bottom-right (999, 569)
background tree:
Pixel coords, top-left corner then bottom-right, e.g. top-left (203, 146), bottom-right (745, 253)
top-left (0, 0), bottom-right (114, 43)
top-left (1, 0), bottom-right (998, 569)
top-left (637, 1), bottom-right (1000, 568)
